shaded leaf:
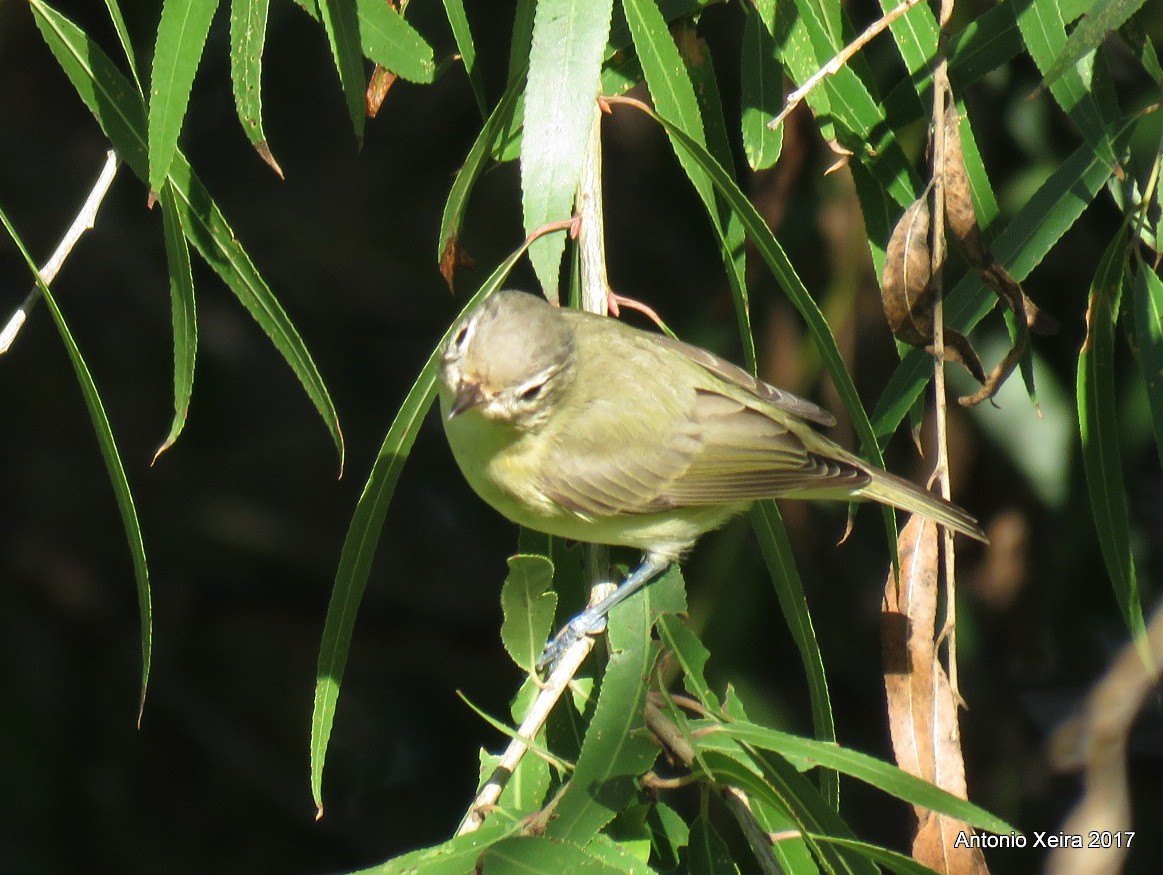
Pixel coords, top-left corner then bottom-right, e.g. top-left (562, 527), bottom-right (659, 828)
top-left (0, 203), bottom-right (152, 725)
top-left (1078, 229), bottom-right (1149, 650)
top-left (1132, 259), bottom-right (1163, 470)
top-left (317, 0), bottom-right (366, 139)
top-left (441, 0), bottom-right (488, 119)
top-left (1036, 0), bottom-right (1147, 96)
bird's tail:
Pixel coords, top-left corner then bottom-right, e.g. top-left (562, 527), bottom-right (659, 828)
top-left (859, 469), bottom-right (987, 543)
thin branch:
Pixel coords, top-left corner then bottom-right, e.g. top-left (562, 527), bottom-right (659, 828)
top-left (455, 587), bottom-right (610, 836)
top-left (1, 149), bottom-right (121, 355)
top-left (768, 0), bottom-right (927, 131)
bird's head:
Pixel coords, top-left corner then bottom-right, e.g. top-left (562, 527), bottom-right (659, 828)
top-left (440, 290), bottom-right (576, 430)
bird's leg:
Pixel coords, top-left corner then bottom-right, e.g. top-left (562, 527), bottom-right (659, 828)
top-left (536, 554), bottom-right (672, 673)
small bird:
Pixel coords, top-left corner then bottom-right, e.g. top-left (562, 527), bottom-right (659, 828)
top-left (439, 290), bottom-right (986, 668)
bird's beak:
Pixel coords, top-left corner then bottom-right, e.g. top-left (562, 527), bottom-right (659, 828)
top-left (447, 379), bottom-right (486, 419)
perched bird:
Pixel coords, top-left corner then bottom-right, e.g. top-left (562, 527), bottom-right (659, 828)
top-left (439, 290), bottom-right (985, 668)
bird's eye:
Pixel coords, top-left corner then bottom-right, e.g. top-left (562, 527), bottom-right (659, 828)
top-left (517, 381), bottom-right (545, 402)
top-left (452, 323), bottom-right (470, 348)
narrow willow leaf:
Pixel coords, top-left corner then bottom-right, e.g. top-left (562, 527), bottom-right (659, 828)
top-left (699, 748), bottom-right (874, 874)
top-left (1132, 260), bottom-right (1163, 469)
top-left (293, 0), bottom-right (436, 84)
top-left (310, 228), bottom-right (573, 816)
top-left (436, 75), bottom-right (523, 274)
top-left (1037, 0), bottom-right (1147, 95)
top-left (750, 502), bottom-right (837, 807)
top-left (1079, 230), bottom-right (1149, 650)
top-left (317, 0), bottom-right (366, 139)
top-left (711, 721), bottom-right (1013, 835)
top-left (521, 0), bottom-right (613, 300)
top-left (103, 0), bottom-right (143, 90)
top-left (500, 554), bottom-right (557, 671)
top-left (441, 0), bottom-right (487, 119)
top-left (148, 0), bottom-right (222, 194)
top-left (154, 183), bottom-right (198, 460)
top-left (0, 205), bottom-right (152, 724)
top-left (877, 0), bottom-right (938, 78)
top-left (32, 1), bottom-right (345, 466)
top-left (782, 0), bottom-right (917, 208)
top-left (741, 0), bottom-right (783, 171)
top-left (678, 29), bottom-right (756, 370)
top-left (1015, 0), bottom-right (1118, 163)
top-left (349, 819), bottom-right (516, 874)
top-left (809, 835), bottom-right (945, 875)
top-left (482, 835), bottom-right (633, 873)
top-left (657, 614), bottom-right (717, 710)
top-left (229, 0), bottom-right (283, 175)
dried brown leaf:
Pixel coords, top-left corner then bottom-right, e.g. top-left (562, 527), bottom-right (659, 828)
top-left (883, 516), bottom-right (987, 874)
top-left (366, 65), bottom-right (398, 119)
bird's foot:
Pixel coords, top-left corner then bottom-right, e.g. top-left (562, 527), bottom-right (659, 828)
top-left (535, 608), bottom-right (607, 675)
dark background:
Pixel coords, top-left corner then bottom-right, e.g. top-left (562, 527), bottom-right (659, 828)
top-left (1, 1), bottom-right (1160, 872)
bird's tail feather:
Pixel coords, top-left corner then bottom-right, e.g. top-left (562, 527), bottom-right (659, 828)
top-left (859, 470), bottom-right (987, 543)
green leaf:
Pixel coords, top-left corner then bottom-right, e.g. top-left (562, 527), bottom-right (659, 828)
top-left (482, 835), bottom-right (635, 874)
top-left (229, 0), bottom-right (283, 174)
top-left (1132, 259), bottom-right (1163, 470)
top-left (1016, 0), bottom-right (1119, 162)
top-left (148, 0), bottom-right (221, 194)
top-left (809, 835), bottom-right (946, 875)
top-left (1079, 230), bottom-right (1149, 653)
top-left (441, 0), bottom-right (488, 119)
top-left (350, 819), bottom-right (516, 874)
top-left (1038, 0), bottom-right (1147, 95)
top-left (153, 183), bottom-right (198, 461)
top-left (749, 502), bottom-right (836, 806)
top-left (646, 801), bottom-right (690, 870)
top-left (31, 0), bottom-right (345, 466)
top-left (699, 748), bottom-right (873, 874)
top-left (741, 0), bottom-right (783, 171)
top-left (710, 720), bottom-right (1014, 835)
top-left (656, 614), bottom-right (716, 711)
top-left (309, 227), bottom-right (573, 816)
top-left (317, 0), bottom-right (366, 139)
top-left (687, 815), bottom-right (739, 875)
top-left (521, 0), bottom-right (614, 300)
top-left (500, 554), bottom-right (557, 672)
top-left (437, 75), bottom-right (524, 271)
top-left (293, 0), bottom-right (436, 84)
top-left (0, 202), bottom-right (152, 725)
top-left (103, 0), bottom-right (143, 90)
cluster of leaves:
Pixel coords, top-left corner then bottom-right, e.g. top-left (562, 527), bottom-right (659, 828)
top-left (4, 0), bottom-right (1163, 872)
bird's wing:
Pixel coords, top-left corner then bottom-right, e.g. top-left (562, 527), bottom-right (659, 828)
top-left (650, 333), bottom-right (837, 426)
top-left (658, 389), bottom-right (870, 505)
top-left (540, 383), bottom-right (868, 518)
